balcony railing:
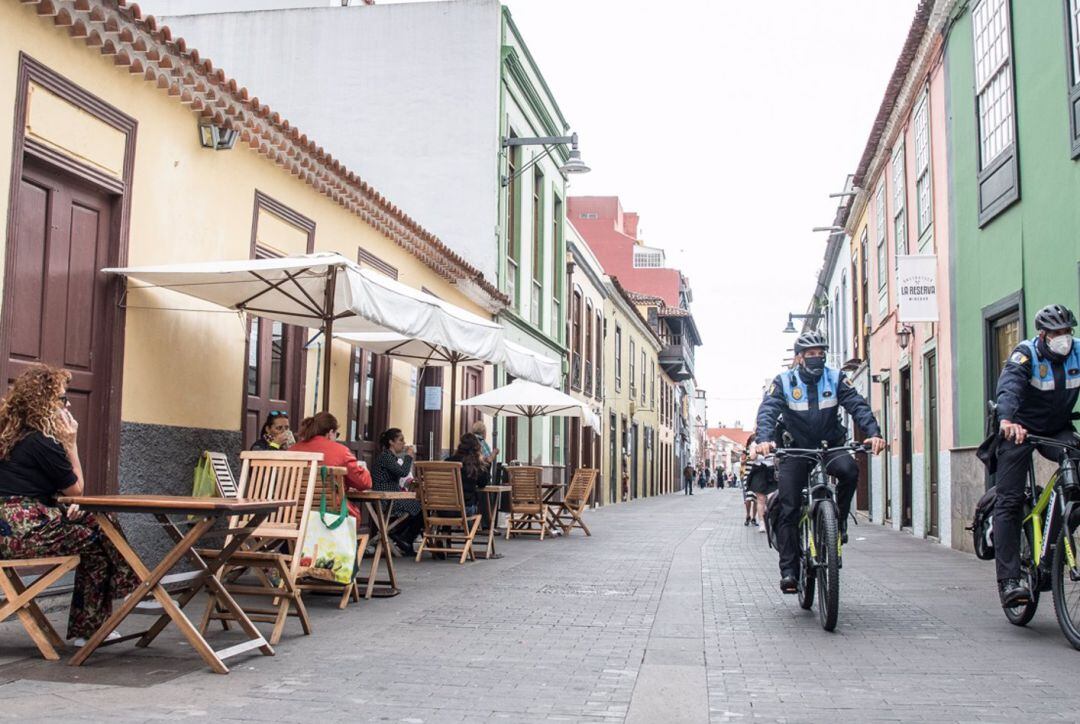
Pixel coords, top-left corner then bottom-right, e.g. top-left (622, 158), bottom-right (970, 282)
top-left (584, 361), bottom-right (593, 395)
top-left (571, 353), bottom-right (582, 391)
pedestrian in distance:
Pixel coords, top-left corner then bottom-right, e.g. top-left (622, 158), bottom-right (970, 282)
top-left (683, 464), bottom-right (695, 495)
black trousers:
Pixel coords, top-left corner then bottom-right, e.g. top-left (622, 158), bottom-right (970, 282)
top-left (993, 428), bottom-right (1080, 581)
top-left (775, 450), bottom-right (859, 576)
top-left (684, 478), bottom-right (694, 494)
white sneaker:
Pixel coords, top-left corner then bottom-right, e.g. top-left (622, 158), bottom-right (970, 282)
top-left (757, 522), bottom-right (767, 533)
top-left (71, 631), bottom-right (122, 648)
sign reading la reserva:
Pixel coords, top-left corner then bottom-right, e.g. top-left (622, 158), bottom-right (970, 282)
top-left (896, 255), bottom-right (938, 322)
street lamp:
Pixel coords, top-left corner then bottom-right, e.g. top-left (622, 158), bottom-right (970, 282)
top-left (812, 226), bottom-right (845, 233)
top-left (896, 322), bottom-right (914, 349)
top-left (783, 312), bottom-right (824, 334)
top-left (501, 132), bottom-right (590, 186)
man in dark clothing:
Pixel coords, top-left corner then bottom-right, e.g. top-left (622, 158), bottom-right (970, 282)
top-left (755, 331), bottom-right (885, 594)
top-left (683, 464), bottom-right (695, 495)
top-left (991, 304), bottom-right (1080, 607)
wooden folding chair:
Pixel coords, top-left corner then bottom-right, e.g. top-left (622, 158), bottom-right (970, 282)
top-left (198, 451), bottom-right (321, 645)
top-left (413, 461), bottom-right (482, 564)
top-left (0, 556), bottom-right (79, 660)
top-left (550, 468), bottom-right (598, 536)
top-left (204, 451), bottom-right (239, 499)
top-left (505, 466), bottom-right (548, 540)
top-left (295, 466), bottom-right (369, 609)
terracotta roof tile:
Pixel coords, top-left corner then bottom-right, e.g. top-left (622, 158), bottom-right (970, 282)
top-left (24, 0), bottom-right (508, 310)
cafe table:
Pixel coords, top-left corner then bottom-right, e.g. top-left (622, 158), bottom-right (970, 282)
top-left (541, 483), bottom-right (566, 535)
top-left (477, 484), bottom-right (511, 559)
top-left (346, 490), bottom-right (417, 599)
top-left (56, 494), bottom-right (294, 675)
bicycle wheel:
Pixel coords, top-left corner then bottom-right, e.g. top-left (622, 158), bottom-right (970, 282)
top-left (1052, 511), bottom-right (1080, 649)
top-left (797, 514), bottom-right (815, 610)
top-left (1004, 520), bottom-right (1039, 626)
top-left (815, 502), bottom-right (840, 631)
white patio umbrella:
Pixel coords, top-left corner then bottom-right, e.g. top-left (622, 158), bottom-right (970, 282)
top-left (335, 332), bottom-right (562, 438)
top-left (457, 379), bottom-right (599, 464)
top-left (103, 252), bottom-right (505, 411)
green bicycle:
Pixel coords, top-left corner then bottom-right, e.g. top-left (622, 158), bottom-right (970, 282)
top-left (775, 443), bottom-right (869, 632)
top-left (998, 434), bottom-right (1080, 648)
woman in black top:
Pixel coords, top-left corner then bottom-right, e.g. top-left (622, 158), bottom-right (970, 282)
top-left (445, 434), bottom-right (490, 514)
top-left (371, 428), bottom-right (420, 555)
top-left (0, 365), bottom-right (138, 646)
top-left (250, 411), bottom-right (292, 451)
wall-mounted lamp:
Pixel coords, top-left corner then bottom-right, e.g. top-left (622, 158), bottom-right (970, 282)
top-left (896, 322), bottom-right (914, 350)
top-left (501, 132), bottom-right (590, 186)
top-left (198, 118), bottom-right (238, 151)
top-left (812, 225), bottom-right (845, 233)
top-left (783, 312), bottom-right (824, 334)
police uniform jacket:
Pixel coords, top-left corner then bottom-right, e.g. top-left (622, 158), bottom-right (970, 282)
top-left (755, 367), bottom-right (880, 449)
top-left (995, 336), bottom-right (1080, 435)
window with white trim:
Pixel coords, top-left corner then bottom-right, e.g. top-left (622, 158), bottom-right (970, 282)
top-left (1066, 0), bottom-right (1080, 155)
top-left (973, 0), bottom-right (1014, 169)
top-left (913, 91), bottom-right (933, 238)
top-left (1071, 0), bottom-right (1080, 83)
top-left (633, 248), bottom-right (664, 268)
top-left (891, 144), bottom-right (907, 257)
top-left (875, 182), bottom-right (887, 293)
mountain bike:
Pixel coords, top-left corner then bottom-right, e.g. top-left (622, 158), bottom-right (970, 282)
top-left (776, 443), bottom-right (869, 632)
top-left (1001, 434), bottom-right (1080, 649)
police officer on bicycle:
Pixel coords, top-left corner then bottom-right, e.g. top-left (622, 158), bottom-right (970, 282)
top-left (754, 331), bottom-right (885, 594)
top-left (991, 304), bottom-right (1080, 608)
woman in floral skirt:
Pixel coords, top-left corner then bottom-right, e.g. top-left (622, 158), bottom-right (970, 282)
top-left (0, 365), bottom-right (138, 647)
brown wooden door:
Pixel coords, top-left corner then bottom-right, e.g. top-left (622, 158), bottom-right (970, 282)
top-left (927, 351), bottom-right (940, 538)
top-left (460, 366), bottom-right (483, 439)
top-left (243, 315), bottom-right (305, 448)
top-left (415, 366), bottom-right (443, 461)
top-left (3, 161), bottom-right (117, 493)
top-left (900, 368), bottom-right (913, 528)
top-left (346, 348), bottom-right (389, 465)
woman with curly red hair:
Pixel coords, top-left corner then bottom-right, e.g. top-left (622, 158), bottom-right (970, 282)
top-left (0, 365), bottom-right (138, 647)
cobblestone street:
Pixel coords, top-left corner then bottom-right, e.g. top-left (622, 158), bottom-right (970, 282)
top-left (3, 488), bottom-right (1080, 722)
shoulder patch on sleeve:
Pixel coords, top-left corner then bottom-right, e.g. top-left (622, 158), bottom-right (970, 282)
top-left (767, 383), bottom-right (777, 396)
top-left (1009, 351), bottom-right (1029, 366)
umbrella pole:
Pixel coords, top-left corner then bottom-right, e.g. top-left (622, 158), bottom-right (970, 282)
top-left (449, 358), bottom-right (458, 446)
top-left (528, 413), bottom-right (534, 466)
top-left (320, 270), bottom-right (337, 413)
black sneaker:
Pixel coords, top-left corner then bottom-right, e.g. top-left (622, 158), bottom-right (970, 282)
top-left (780, 575), bottom-right (798, 594)
top-left (999, 578), bottom-right (1031, 607)
top-left (840, 518), bottom-right (849, 545)
top-left (744, 517), bottom-right (751, 527)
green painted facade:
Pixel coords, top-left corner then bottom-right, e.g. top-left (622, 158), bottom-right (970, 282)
top-left (946, 0), bottom-right (1080, 447)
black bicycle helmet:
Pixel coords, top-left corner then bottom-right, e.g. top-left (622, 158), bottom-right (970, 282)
top-left (1034, 304), bottom-right (1078, 332)
top-left (793, 330), bottom-right (829, 354)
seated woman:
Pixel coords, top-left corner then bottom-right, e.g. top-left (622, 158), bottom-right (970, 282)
top-left (250, 411), bottom-right (292, 451)
top-left (0, 365), bottom-right (139, 647)
top-left (372, 428), bottom-right (420, 556)
top-left (288, 412), bottom-right (371, 519)
top-left (445, 434), bottom-right (490, 515)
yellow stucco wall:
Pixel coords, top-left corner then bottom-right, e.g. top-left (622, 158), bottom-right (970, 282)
top-left (0, 2), bottom-right (491, 434)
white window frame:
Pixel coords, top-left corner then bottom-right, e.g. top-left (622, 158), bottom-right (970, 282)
top-left (1070, 0), bottom-right (1080, 84)
top-left (973, 0), bottom-right (1014, 169)
top-left (875, 182), bottom-right (887, 293)
top-left (913, 90), bottom-right (933, 243)
top-left (891, 143), bottom-right (907, 258)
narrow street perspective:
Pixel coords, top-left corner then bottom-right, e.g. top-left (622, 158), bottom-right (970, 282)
top-left (3, 490), bottom-right (1080, 722)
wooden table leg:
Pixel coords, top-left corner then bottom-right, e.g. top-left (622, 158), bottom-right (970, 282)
top-left (478, 490), bottom-right (504, 559)
top-left (69, 516), bottom-right (229, 674)
top-left (135, 514), bottom-right (273, 658)
top-left (361, 501), bottom-right (399, 599)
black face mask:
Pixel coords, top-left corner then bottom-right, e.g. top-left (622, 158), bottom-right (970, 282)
top-left (801, 356), bottom-right (826, 379)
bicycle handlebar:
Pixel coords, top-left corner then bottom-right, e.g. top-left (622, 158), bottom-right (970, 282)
top-left (775, 442), bottom-right (871, 458)
top-left (1022, 434), bottom-right (1080, 453)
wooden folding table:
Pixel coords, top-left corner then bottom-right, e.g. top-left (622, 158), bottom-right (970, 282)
top-left (347, 490), bottom-right (416, 599)
top-left (56, 494), bottom-right (294, 675)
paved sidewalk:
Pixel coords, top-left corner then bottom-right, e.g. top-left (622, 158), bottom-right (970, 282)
top-left (2, 489), bottom-right (1080, 722)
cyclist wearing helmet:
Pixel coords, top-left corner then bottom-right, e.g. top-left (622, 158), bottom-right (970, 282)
top-left (754, 331), bottom-right (885, 594)
top-left (992, 303), bottom-right (1080, 607)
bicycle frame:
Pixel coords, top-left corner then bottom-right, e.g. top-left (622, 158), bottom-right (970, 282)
top-left (1021, 436), bottom-right (1080, 575)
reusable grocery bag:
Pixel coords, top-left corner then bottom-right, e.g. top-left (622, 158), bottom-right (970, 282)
top-left (298, 471), bottom-right (357, 584)
top-left (191, 453), bottom-right (218, 498)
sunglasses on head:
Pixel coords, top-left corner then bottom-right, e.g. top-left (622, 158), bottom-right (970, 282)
top-left (268, 410), bottom-right (288, 418)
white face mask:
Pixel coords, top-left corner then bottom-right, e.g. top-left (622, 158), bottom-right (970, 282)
top-left (1048, 334), bottom-right (1074, 356)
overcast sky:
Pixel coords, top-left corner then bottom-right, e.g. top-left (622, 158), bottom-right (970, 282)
top-left (495, 0), bottom-right (920, 429)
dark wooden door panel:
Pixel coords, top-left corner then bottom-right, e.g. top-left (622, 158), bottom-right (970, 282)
top-left (6, 161), bottom-right (115, 493)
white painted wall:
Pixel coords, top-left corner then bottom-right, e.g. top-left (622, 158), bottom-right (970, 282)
top-left (157, 0), bottom-right (503, 281)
